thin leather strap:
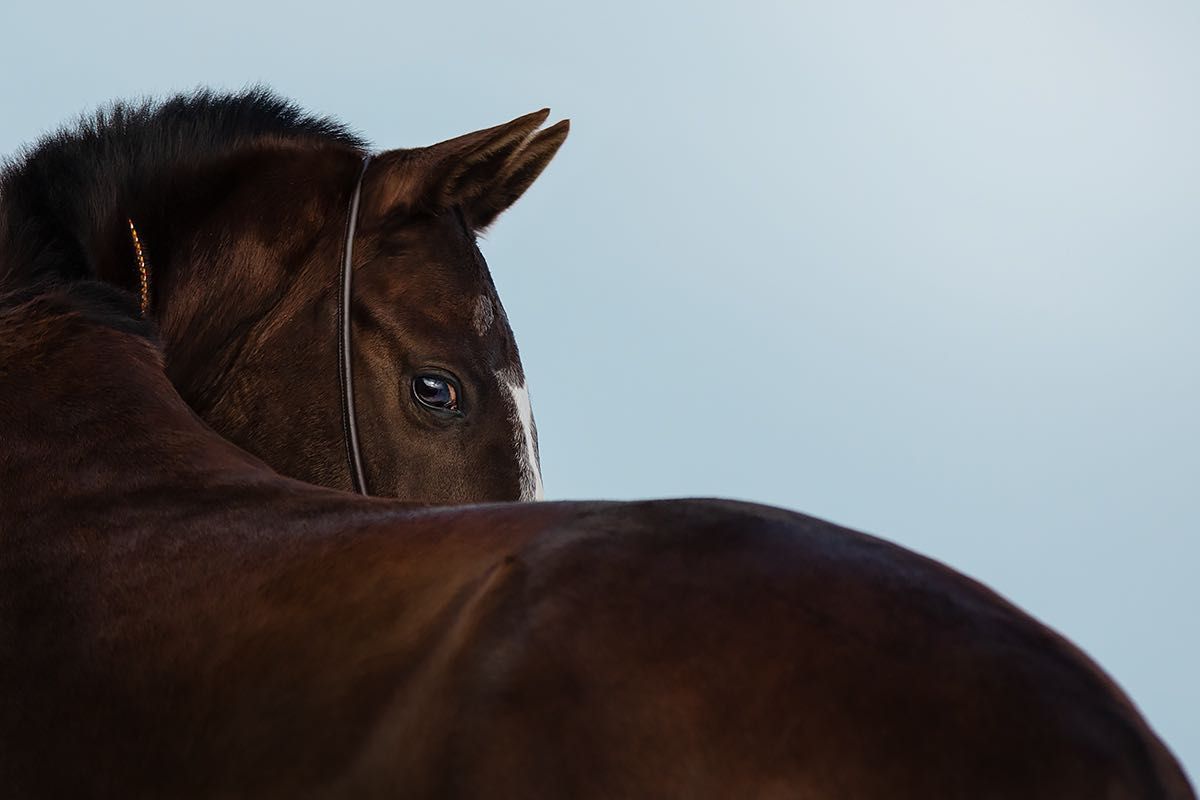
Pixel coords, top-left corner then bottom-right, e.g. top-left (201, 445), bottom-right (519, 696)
top-left (338, 155), bottom-right (372, 495)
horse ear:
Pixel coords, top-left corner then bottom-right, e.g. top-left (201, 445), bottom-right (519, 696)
top-left (374, 110), bottom-right (568, 230)
top-left (461, 118), bottom-right (569, 230)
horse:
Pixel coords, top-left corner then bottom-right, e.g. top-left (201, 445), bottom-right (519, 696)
top-left (1, 282), bottom-right (1191, 798)
top-left (0, 89), bottom-right (567, 503)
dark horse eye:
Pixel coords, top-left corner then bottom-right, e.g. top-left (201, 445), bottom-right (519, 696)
top-left (412, 374), bottom-right (461, 415)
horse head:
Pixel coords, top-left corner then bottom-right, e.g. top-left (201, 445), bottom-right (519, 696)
top-left (0, 91), bottom-right (567, 503)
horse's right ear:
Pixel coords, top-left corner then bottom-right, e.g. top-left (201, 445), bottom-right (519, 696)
top-left (370, 109), bottom-right (568, 229)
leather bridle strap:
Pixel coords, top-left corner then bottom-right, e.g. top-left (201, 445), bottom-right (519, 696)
top-left (337, 154), bottom-right (372, 495)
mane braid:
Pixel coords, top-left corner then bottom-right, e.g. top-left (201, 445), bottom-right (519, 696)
top-left (127, 219), bottom-right (151, 316)
top-left (0, 87), bottom-right (368, 295)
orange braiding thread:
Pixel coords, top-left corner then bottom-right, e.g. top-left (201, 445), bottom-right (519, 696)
top-left (127, 219), bottom-right (150, 317)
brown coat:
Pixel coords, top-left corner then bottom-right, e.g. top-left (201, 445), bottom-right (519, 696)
top-left (1, 287), bottom-right (1192, 798)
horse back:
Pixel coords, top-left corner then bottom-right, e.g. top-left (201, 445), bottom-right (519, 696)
top-left (1, 495), bottom-right (1191, 798)
top-left (374, 499), bottom-right (1193, 799)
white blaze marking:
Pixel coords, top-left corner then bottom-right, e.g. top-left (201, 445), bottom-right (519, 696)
top-left (503, 375), bottom-right (544, 501)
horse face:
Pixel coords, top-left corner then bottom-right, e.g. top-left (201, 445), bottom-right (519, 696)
top-left (343, 112), bottom-right (568, 503)
top-left (349, 208), bottom-right (543, 503)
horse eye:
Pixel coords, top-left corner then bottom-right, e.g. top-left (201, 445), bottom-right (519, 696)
top-left (412, 374), bottom-right (461, 415)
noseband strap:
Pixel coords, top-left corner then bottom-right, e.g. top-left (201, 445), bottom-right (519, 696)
top-left (338, 155), bottom-right (372, 495)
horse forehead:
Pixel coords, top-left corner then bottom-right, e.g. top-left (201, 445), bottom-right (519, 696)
top-left (368, 217), bottom-right (488, 295)
top-left (473, 295), bottom-right (496, 336)
top-left (362, 257), bottom-right (497, 327)
top-left (415, 284), bottom-right (513, 349)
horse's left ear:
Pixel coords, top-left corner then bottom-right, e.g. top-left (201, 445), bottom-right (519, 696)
top-left (374, 110), bottom-right (569, 230)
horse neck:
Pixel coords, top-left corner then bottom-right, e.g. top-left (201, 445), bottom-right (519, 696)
top-left (127, 147), bottom-right (356, 397)
top-left (0, 139), bottom-right (365, 490)
top-left (0, 289), bottom-right (271, 518)
top-left (135, 149), bottom-right (364, 489)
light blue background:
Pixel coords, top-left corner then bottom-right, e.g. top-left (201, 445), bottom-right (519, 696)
top-left (3, 0), bottom-right (1195, 781)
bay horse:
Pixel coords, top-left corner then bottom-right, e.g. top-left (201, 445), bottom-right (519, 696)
top-left (0, 283), bottom-right (1191, 798)
top-left (0, 90), bottom-right (566, 503)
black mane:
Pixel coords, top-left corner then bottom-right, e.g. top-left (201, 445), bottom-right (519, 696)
top-left (0, 87), bottom-right (366, 288)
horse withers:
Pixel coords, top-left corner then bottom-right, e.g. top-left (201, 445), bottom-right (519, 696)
top-left (0, 91), bottom-right (565, 503)
top-left (0, 283), bottom-right (1191, 798)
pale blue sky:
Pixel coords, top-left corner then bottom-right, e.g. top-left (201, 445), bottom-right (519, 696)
top-left (3, 0), bottom-right (1196, 780)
